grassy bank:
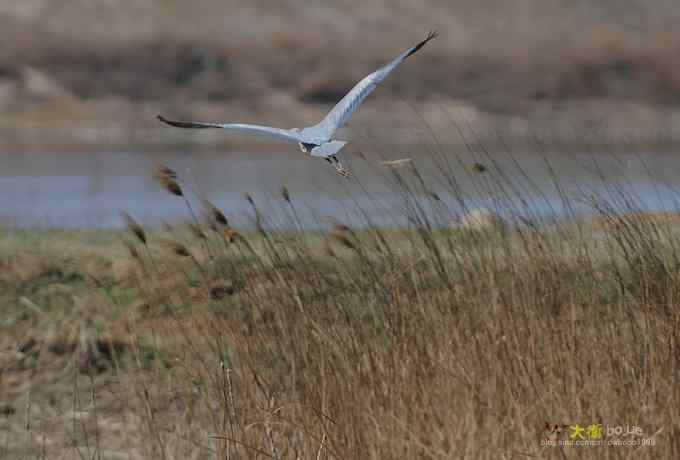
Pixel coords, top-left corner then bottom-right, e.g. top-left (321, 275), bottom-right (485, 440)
top-left (1, 162), bottom-right (679, 459)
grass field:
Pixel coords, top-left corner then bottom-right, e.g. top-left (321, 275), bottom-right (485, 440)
top-left (1, 160), bottom-right (678, 459)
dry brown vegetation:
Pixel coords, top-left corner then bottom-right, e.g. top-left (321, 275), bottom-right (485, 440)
top-left (1, 154), bottom-right (679, 459)
top-left (2, 1), bottom-right (680, 151)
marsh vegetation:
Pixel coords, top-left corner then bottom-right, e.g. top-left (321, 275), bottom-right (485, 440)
top-left (1, 142), bottom-right (678, 459)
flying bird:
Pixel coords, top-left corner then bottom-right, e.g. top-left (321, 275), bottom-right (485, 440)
top-left (158, 31), bottom-right (437, 178)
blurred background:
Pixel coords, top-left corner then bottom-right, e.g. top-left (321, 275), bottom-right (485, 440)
top-left (4, 5), bottom-right (679, 458)
top-left (1, 0), bottom-right (680, 226)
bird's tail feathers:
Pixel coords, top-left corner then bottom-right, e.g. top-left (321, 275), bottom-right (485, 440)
top-left (310, 141), bottom-right (348, 158)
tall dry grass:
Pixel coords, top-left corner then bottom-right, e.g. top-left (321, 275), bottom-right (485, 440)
top-left (2, 137), bottom-right (679, 459)
top-left (122, 148), bottom-right (678, 457)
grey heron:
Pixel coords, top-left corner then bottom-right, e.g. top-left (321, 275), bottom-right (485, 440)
top-left (158, 31), bottom-right (437, 177)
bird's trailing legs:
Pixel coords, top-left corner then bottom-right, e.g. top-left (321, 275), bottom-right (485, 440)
top-left (326, 155), bottom-right (352, 178)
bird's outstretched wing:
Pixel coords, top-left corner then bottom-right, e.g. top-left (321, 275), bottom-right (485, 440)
top-left (157, 115), bottom-right (303, 144)
top-left (309, 31), bottom-right (437, 141)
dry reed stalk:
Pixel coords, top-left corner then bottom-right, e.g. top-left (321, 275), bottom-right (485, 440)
top-left (125, 241), bottom-right (140, 260)
top-left (332, 223), bottom-right (351, 234)
top-left (470, 162), bottom-right (488, 173)
top-left (222, 228), bottom-right (242, 243)
top-left (328, 221), bottom-right (358, 251)
top-left (161, 220), bottom-right (175, 233)
top-left (154, 164), bottom-right (183, 196)
top-left (159, 175), bottom-right (183, 197)
top-left (121, 211), bottom-right (147, 244)
top-left (380, 158), bottom-right (412, 167)
top-left (202, 199), bottom-right (229, 227)
top-left (159, 238), bottom-right (191, 258)
top-left (155, 165), bottom-right (178, 180)
top-left (188, 223), bottom-right (207, 240)
top-left (328, 233), bottom-right (357, 251)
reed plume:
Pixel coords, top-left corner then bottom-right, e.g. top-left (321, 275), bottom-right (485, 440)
top-left (202, 199), bottom-right (229, 227)
top-left (188, 223), bottom-right (207, 240)
top-left (120, 237), bottom-right (140, 259)
top-left (159, 176), bottom-right (183, 197)
top-left (281, 187), bottom-right (291, 203)
top-left (121, 211), bottom-right (147, 244)
top-left (470, 162), bottom-right (488, 173)
top-left (331, 222), bottom-right (353, 236)
top-left (159, 238), bottom-right (191, 258)
top-left (223, 228), bottom-right (242, 243)
top-left (155, 165), bottom-right (178, 179)
top-left (154, 165), bottom-right (183, 196)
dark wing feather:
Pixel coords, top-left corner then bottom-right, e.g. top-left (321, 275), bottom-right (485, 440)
top-left (157, 115), bottom-right (224, 129)
top-left (157, 115), bottom-right (303, 143)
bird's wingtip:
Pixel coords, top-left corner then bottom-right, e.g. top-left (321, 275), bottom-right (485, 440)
top-left (157, 114), bottom-right (186, 128)
top-left (157, 115), bottom-right (180, 127)
top-left (405, 29), bottom-right (438, 59)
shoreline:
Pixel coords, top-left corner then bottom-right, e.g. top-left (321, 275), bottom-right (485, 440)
top-left (2, 99), bottom-right (680, 154)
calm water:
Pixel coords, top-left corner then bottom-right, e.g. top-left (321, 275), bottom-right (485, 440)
top-left (1, 148), bottom-right (680, 229)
